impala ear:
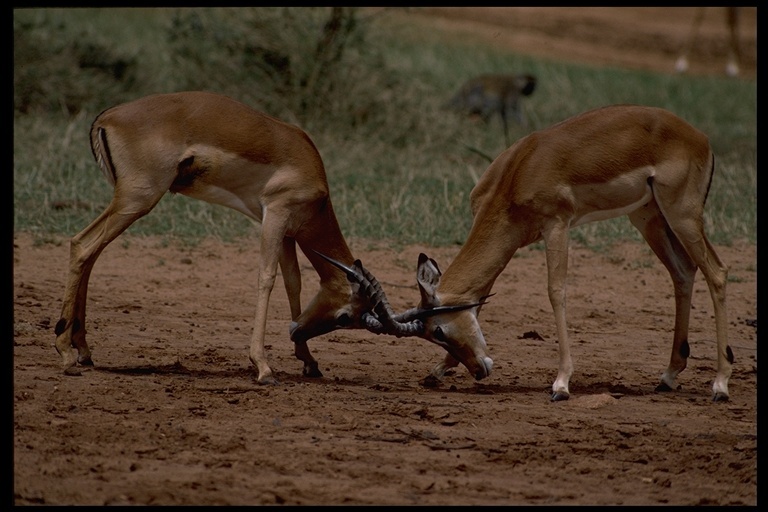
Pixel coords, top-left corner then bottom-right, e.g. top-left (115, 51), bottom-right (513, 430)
top-left (417, 253), bottom-right (442, 308)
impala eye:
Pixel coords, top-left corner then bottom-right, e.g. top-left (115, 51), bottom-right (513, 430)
top-left (433, 326), bottom-right (447, 342)
top-left (336, 312), bottom-right (352, 327)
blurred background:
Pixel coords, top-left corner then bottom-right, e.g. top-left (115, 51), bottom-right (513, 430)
top-left (13, 7), bottom-right (757, 248)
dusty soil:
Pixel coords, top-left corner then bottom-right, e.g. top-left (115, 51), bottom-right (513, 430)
top-left (13, 7), bottom-right (757, 506)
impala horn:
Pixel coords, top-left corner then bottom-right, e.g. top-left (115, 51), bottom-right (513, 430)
top-left (313, 251), bottom-right (488, 338)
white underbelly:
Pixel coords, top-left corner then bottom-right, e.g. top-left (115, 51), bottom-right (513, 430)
top-left (570, 168), bottom-right (654, 227)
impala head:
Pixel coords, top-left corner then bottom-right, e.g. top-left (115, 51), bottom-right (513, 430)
top-left (411, 253), bottom-right (494, 380)
top-left (288, 270), bottom-right (377, 344)
top-left (314, 251), bottom-right (493, 380)
top-left (417, 305), bottom-right (493, 380)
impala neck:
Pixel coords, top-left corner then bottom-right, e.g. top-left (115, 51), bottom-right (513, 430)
top-left (439, 240), bottom-right (517, 305)
top-left (438, 208), bottom-right (530, 305)
top-left (297, 199), bottom-right (355, 292)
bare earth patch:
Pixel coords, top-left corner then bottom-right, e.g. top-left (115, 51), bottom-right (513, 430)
top-left (13, 232), bottom-right (756, 505)
top-left (14, 8), bottom-right (756, 506)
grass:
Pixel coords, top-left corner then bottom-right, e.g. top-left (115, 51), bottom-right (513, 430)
top-left (13, 7), bottom-right (756, 250)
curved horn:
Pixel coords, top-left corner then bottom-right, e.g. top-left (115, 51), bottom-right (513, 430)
top-left (313, 250), bottom-right (425, 337)
top-left (311, 250), bottom-right (358, 280)
top-left (393, 300), bottom-right (489, 322)
top-left (393, 293), bottom-right (494, 322)
top-left (313, 250), bottom-right (491, 337)
top-left (312, 251), bottom-right (384, 309)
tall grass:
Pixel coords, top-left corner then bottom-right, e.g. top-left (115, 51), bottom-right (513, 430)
top-left (13, 7), bottom-right (756, 250)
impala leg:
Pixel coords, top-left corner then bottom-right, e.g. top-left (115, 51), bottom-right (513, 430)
top-left (673, 233), bottom-right (730, 401)
top-left (279, 237), bottom-right (322, 378)
top-left (293, 342), bottom-right (321, 378)
top-left (725, 7), bottom-right (741, 77)
top-left (280, 236), bottom-right (303, 321)
top-left (653, 175), bottom-right (731, 401)
top-left (249, 209), bottom-right (292, 385)
top-left (543, 222), bottom-right (572, 401)
top-left (697, 237), bottom-right (731, 401)
top-left (54, 196), bottom-right (158, 375)
top-left (675, 7), bottom-right (705, 73)
top-left (422, 353), bottom-right (461, 387)
top-left (629, 201), bottom-right (697, 394)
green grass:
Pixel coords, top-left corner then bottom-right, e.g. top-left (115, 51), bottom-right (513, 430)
top-left (13, 7), bottom-right (756, 250)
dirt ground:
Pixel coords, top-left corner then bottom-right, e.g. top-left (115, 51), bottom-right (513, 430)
top-left (13, 7), bottom-right (757, 507)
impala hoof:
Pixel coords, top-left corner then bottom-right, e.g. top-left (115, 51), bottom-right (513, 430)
top-left (256, 374), bottom-right (279, 386)
top-left (712, 392), bottom-right (730, 402)
top-left (302, 362), bottom-right (323, 378)
top-left (77, 356), bottom-right (94, 366)
top-left (421, 375), bottom-right (442, 388)
top-left (63, 366), bottom-right (82, 376)
top-left (551, 391), bottom-right (570, 402)
top-left (655, 381), bottom-right (681, 393)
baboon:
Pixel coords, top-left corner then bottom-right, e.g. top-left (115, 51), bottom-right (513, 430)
top-left (446, 73), bottom-right (536, 146)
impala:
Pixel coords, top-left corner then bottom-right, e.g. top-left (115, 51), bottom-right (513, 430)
top-left (54, 91), bottom-right (381, 384)
top-left (329, 104), bottom-right (733, 402)
top-left (675, 6), bottom-right (742, 77)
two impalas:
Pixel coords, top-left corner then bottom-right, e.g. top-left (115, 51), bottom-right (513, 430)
top-left (54, 92), bottom-right (733, 402)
